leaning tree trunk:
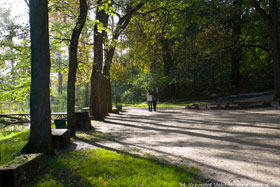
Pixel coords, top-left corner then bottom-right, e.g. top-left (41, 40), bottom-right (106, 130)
top-left (21, 0), bottom-right (53, 156)
top-left (101, 2), bottom-right (145, 113)
top-left (90, 0), bottom-right (108, 120)
top-left (67, 0), bottom-right (88, 137)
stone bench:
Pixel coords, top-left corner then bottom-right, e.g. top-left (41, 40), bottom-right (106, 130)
top-left (0, 153), bottom-right (45, 187)
top-left (51, 129), bottom-right (70, 148)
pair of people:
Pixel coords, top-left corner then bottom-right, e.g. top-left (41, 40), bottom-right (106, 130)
top-left (146, 90), bottom-right (158, 112)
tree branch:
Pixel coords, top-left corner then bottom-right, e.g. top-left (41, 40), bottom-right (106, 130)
top-left (250, 0), bottom-right (271, 25)
top-left (24, 0), bottom-right (30, 8)
top-left (80, 40), bottom-right (94, 46)
top-left (138, 7), bottom-right (181, 16)
top-left (243, 44), bottom-right (269, 53)
top-left (50, 36), bottom-right (71, 42)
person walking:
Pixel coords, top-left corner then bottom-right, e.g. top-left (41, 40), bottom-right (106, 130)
top-left (152, 90), bottom-right (159, 111)
top-left (146, 90), bottom-right (153, 112)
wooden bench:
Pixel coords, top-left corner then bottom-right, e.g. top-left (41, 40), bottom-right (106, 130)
top-left (0, 154), bottom-right (45, 187)
top-left (51, 129), bottom-right (70, 148)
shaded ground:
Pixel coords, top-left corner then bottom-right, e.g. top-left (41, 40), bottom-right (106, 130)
top-left (71, 106), bottom-right (280, 186)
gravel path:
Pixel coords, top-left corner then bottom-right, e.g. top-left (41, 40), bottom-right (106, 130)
top-left (73, 106), bottom-right (280, 186)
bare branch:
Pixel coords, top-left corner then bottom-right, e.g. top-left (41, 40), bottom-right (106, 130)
top-left (24, 0), bottom-right (30, 8)
top-left (249, 0), bottom-right (271, 25)
top-left (50, 36), bottom-right (70, 42)
top-left (243, 44), bottom-right (269, 53)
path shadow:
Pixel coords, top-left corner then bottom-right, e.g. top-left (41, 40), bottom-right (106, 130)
top-left (92, 107), bottom-right (280, 186)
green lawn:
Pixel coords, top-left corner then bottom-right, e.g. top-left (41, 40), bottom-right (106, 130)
top-left (26, 149), bottom-right (200, 187)
top-left (0, 127), bottom-right (29, 165)
top-left (1, 124), bottom-right (201, 186)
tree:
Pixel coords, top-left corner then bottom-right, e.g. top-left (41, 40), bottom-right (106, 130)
top-left (0, 7), bottom-right (31, 106)
top-left (102, 1), bottom-right (145, 114)
top-left (250, 0), bottom-right (280, 99)
top-left (90, 0), bottom-right (109, 120)
top-left (67, 0), bottom-right (88, 137)
top-left (230, 0), bottom-right (243, 88)
top-left (21, 0), bottom-right (53, 156)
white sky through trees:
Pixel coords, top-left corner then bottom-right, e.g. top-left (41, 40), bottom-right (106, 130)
top-left (0, 0), bottom-right (28, 25)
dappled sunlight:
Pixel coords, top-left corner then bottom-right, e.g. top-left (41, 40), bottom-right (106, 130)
top-left (93, 107), bottom-right (280, 186)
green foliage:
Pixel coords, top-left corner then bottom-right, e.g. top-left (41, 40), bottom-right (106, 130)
top-left (0, 103), bottom-right (29, 114)
top-left (0, 7), bottom-right (31, 105)
top-left (118, 0), bottom-right (274, 102)
top-left (27, 148), bottom-right (200, 186)
top-left (0, 0), bottom-right (277, 111)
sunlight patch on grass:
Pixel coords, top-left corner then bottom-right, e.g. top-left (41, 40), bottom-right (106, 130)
top-left (91, 120), bottom-right (104, 125)
top-left (27, 149), bottom-right (200, 186)
top-left (51, 123), bottom-right (56, 129)
top-left (75, 131), bottom-right (106, 141)
top-left (0, 130), bottom-right (29, 165)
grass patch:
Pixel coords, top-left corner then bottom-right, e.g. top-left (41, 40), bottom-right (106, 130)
top-left (0, 129), bottom-right (29, 165)
top-left (51, 123), bottom-right (56, 129)
top-left (26, 148), bottom-right (200, 186)
top-left (74, 131), bottom-right (106, 141)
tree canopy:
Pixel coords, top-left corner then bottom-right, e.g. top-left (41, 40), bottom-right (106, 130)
top-left (0, 0), bottom-right (279, 115)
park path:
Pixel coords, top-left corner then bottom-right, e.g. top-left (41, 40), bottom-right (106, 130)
top-left (75, 106), bottom-right (280, 186)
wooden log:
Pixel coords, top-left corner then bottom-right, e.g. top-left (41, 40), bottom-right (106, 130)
top-left (0, 153), bottom-right (45, 187)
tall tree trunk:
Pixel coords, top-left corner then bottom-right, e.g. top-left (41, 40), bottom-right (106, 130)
top-left (251, 0), bottom-right (280, 99)
top-left (21, 0), bottom-right (53, 156)
top-left (58, 71), bottom-right (63, 94)
top-left (90, 0), bottom-right (108, 120)
top-left (101, 2), bottom-right (145, 114)
top-left (269, 0), bottom-right (280, 99)
top-left (67, 0), bottom-right (88, 137)
top-left (84, 82), bottom-right (89, 107)
top-left (160, 37), bottom-right (175, 98)
top-left (161, 38), bottom-right (173, 77)
top-left (230, 0), bottom-right (242, 88)
top-left (57, 51), bottom-right (63, 95)
top-left (102, 54), bottom-right (113, 114)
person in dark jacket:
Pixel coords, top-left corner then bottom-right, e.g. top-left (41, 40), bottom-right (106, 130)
top-left (152, 90), bottom-right (159, 111)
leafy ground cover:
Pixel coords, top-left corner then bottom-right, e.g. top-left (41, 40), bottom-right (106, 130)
top-left (25, 148), bottom-right (200, 187)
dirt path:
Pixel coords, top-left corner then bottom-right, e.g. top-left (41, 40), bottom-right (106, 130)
top-left (73, 106), bottom-right (280, 186)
